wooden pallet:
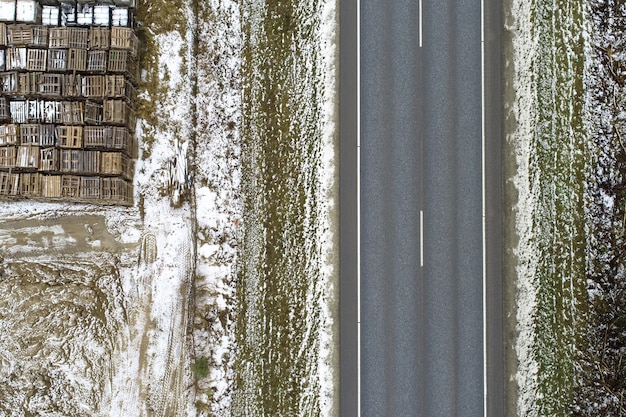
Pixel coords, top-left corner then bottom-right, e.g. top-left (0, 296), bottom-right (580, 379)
top-left (56, 125), bottom-right (82, 148)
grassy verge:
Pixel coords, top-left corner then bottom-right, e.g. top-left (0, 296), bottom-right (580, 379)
top-left (529, 0), bottom-right (588, 414)
top-left (234, 0), bottom-right (325, 415)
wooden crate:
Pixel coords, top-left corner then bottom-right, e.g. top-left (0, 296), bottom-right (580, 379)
top-left (39, 147), bottom-right (57, 171)
top-left (110, 27), bottom-right (137, 56)
top-left (56, 125), bottom-right (82, 148)
top-left (111, 126), bottom-right (131, 152)
top-left (82, 75), bottom-right (104, 98)
top-left (27, 99), bottom-right (46, 122)
top-left (82, 150), bottom-right (99, 174)
top-left (105, 74), bottom-right (136, 103)
top-left (20, 123), bottom-right (40, 144)
top-left (0, 146), bottom-right (16, 167)
top-left (60, 149), bottom-right (80, 172)
top-left (41, 100), bottom-right (60, 124)
top-left (85, 100), bottom-right (102, 125)
top-left (26, 48), bottom-right (46, 71)
top-left (18, 72), bottom-right (38, 96)
top-left (83, 126), bottom-right (106, 148)
top-left (101, 151), bottom-right (132, 178)
top-left (48, 27), bottom-right (68, 49)
top-left (103, 99), bottom-right (133, 127)
top-left (89, 27), bottom-right (109, 50)
top-left (60, 3), bottom-right (76, 27)
top-left (63, 73), bottom-right (81, 97)
top-left (0, 71), bottom-right (18, 94)
top-left (40, 174), bottom-right (61, 197)
top-left (59, 101), bottom-right (83, 125)
top-left (39, 124), bottom-right (55, 146)
top-left (0, 172), bottom-right (20, 196)
top-left (0, 124), bottom-right (18, 145)
top-left (81, 176), bottom-right (100, 199)
top-left (108, 49), bottom-right (137, 79)
top-left (68, 27), bottom-right (88, 50)
top-left (101, 151), bottom-right (125, 175)
top-left (87, 50), bottom-right (107, 72)
top-left (39, 73), bottom-right (63, 97)
top-left (84, 126), bottom-right (131, 152)
top-left (124, 157), bottom-right (134, 179)
top-left (101, 176), bottom-right (131, 202)
top-left (7, 24), bottom-right (32, 46)
top-left (30, 26), bottom-right (47, 47)
top-left (47, 48), bottom-right (67, 71)
top-left (19, 172), bottom-right (38, 195)
top-left (16, 145), bottom-right (39, 169)
top-left (61, 175), bottom-right (80, 197)
top-left (6, 47), bottom-right (26, 70)
top-left (113, 0), bottom-right (137, 8)
top-left (67, 48), bottom-right (87, 72)
top-left (10, 100), bottom-right (28, 123)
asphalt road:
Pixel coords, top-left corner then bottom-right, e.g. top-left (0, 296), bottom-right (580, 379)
top-left (340, 0), bottom-right (504, 415)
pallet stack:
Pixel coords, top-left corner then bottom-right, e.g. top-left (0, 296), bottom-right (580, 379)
top-left (0, 0), bottom-right (137, 204)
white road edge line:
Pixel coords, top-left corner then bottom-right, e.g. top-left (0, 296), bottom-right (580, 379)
top-left (357, 0), bottom-right (362, 414)
top-left (419, 0), bottom-right (423, 47)
top-left (420, 210), bottom-right (424, 267)
top-left (481, 0), bottom-right (488, 414)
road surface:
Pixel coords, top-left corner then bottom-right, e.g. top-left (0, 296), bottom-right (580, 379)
top-left (340, 0), bottom-right (504, 415)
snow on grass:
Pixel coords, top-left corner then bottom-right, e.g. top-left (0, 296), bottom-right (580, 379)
top-left (190, 0), bottom-right (243, 413)
top-left (505, 0), bottom-right (540, 414)
top-left (315, 0), bottom-right (339, 413)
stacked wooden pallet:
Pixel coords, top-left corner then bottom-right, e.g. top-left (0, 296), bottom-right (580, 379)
top-left (0, 0), bottom-right (137, 204)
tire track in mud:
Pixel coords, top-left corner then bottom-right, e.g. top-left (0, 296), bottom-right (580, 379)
top-left (137, 213), bottom-right (194, 417)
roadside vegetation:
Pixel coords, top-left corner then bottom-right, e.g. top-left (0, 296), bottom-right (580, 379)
top-left (509, 0), bottom-right (626, 415)
top-left (529, 1), bottom-right (587, 414)
top-left (574, 1), bottom-right (626, 414)
top-left (233, 0), bottom-right (334, 415)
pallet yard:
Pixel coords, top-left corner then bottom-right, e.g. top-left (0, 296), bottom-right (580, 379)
top-left (0, 0), bottom-right (138, 204)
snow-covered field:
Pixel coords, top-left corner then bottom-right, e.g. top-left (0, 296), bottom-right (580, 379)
top-left (0, 0), bottom-right (338, 415)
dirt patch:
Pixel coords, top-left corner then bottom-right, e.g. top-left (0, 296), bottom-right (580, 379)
top-left (0, 257), bottom-right (127, 416)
